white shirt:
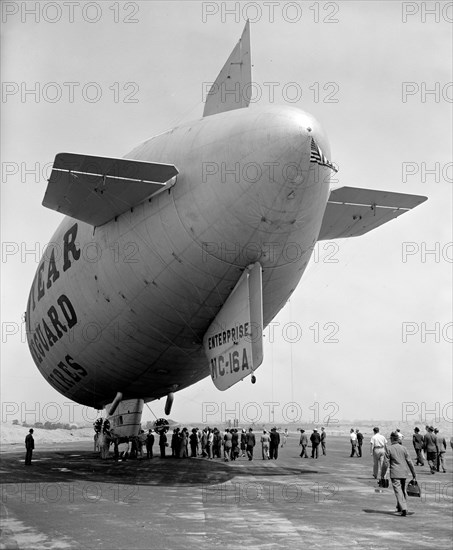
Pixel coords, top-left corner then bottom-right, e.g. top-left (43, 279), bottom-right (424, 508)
top-left (370, 433), bottom-right (387, 450)
top-left (350, 432), bottom-right (357, 442)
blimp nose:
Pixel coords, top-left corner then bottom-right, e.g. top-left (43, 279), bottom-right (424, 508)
top-left (245, 113), bottom-right (316, 203)
top-left (172, 105), bottom-right (334, 268)
top-left (251, 107), bottom-right (332, 196)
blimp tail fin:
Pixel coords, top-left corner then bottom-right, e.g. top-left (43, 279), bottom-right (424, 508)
top-left (318, 186), bottom-right (427, 240)
top-left (203, 262), bottom-right (263, 391)
top-left (43, 152), bottom-right (178, 227)
top-left (203, 20), bottom-right (251, 117)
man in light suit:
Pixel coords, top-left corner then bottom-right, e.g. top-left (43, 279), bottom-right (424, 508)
top-left (381, 432), bottom-right (416, 516)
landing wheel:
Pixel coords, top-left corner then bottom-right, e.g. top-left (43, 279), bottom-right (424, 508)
top-left (251, 375), bottom-right (256, 384)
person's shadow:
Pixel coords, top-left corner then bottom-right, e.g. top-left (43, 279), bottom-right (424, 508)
top-left (363, 509), bottom-right (414, 516)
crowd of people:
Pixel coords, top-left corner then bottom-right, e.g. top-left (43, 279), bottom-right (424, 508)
top-left (92, 421), bottom-right (450, 474)
top-left (296, 423), bottom-right (450, 517)
top-left (299, 427), bottom-right (327, 458)
top-left (362, 425), bottom-right (449, 478)
top-left (92, 423), bottom-right (298, 462)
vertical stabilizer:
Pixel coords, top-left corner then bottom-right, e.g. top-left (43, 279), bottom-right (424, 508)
top-left (203, 263), bottom-right (263, 391)
top-left (203, 20), bottom-right (251, 117)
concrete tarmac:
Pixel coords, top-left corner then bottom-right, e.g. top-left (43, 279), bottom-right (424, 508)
top-left (1, 435), bottom-right (452, 549)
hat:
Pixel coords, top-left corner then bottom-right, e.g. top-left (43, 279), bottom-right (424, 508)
top-left (313, 429), bottom-right (318, 432)
top-left (390, 431), bottom-right (399, 440)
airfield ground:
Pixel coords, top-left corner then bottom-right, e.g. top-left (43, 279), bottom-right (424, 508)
top-left (0, 435), bottom-right (452, 550)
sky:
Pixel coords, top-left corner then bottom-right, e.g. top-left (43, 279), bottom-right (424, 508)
top-left (1, 1), bottom-right (452, 428)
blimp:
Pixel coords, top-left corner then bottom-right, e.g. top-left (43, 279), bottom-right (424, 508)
top-left (25, 22), bottom-right (427, 436)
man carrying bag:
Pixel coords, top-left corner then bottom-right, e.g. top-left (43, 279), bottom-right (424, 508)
top-left (381, 432), bottom-right (417, 517)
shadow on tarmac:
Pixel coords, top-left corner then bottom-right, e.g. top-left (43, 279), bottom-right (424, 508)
top-left (363, 509), bottom-right (415, 516)
top-left (1, 448), bottom-right (318, 487)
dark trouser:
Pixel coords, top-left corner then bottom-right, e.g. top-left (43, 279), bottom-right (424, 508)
top-left (312, 444), bottom-right (319, 458)
top-left (246, 445), bottom-right (254, 460)
top-left (25, 449), bottom-right (33, 465)
top-left (321, 441), bottom-right (326, 455)
top-left (415, 448), bottom-right (424, 465)
top-left (357, 443), bottom-right (362, 457)
top-left (426, 451), bottom-right (437, 472)
top-left (300, 444), bottom-right (308, 457)
top-left (146, 447), bottom-right (153, 459)
top-left (269, 443), bottom-right (278, 459)
top-left (160, 445), bottom-right (166, 458)
top-left (350, 442), bottom-right (357, 457)
top-left (190, 443), bottom-right (197, 457)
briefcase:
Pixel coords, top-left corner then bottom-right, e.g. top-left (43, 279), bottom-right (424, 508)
top-left (407, 479), bottom-right (421, 498)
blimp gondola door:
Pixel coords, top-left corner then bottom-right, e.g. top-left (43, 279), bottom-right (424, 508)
top-left (203, 263), bottom-right (263, 391)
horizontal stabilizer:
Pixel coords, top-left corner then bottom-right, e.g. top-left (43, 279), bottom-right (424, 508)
top-left (318, 186), bottom-right (427, 240)
top-left (43, 153), bottom-right (178, 226)
top-left (203, 20), bottom-right (251, 117)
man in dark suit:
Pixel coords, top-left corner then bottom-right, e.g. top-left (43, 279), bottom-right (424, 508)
top-left (310, 429), bottom-right (321, 459)
top-left (269, 428), bottom-right (280, 459)
top-left (25, 429), bottom-right (34, 465)
top-left (246, 428), bottom-right (256, 460)
top-left (159, 430), bottom-right (168, 458)
top-left (412, 427), bottom-right (424, 466)
top-left (423, 426), bottom-right (438, 474)
top-left (356, 429), bottom-right (364, 457)
top-left (146, 429), bottom-right (155, 459)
